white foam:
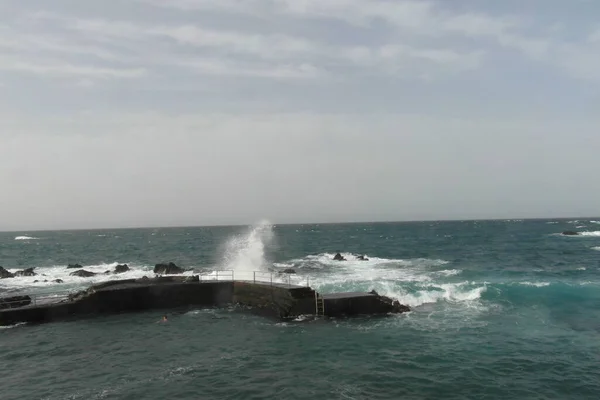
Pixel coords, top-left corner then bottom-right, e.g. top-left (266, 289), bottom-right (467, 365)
top-left (221, 220), bottom-right (274, 275)
top-left (14, 236), bottom-right (38, 240)
top-left (578, 231), bottom-right (600, 237)
top-left (0, 322), bottom-right (27, 330)
top-left (590, 221), bottom-right (600, 224)
top-left (519, 281), bottom-right (551, 287)
top-left (378, 281), bottom-right (487, 308)
top-left (592, 247), bottom-right (600, 251)
top-left (0, 262), bottom-right (171, 292)
top-left (577, 267), bottom-right (587, 271)
top-left (546, 222), bottom-right (558, 224)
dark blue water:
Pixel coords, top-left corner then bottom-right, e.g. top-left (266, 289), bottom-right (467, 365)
top-left (2, 219), bottom-right (600, 399)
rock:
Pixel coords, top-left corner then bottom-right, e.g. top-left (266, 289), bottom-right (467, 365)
top-left (0, 266), bottom-right (15, 279)
top-left (392, 300), bottom-right (411, 313)
top-left (14, 268), bottom-right (36, 277)
top-left (104, 270), bottom-right (111, 275)
top-left (69, 269), bottom-right (97, 278)
top-left (183, 275), bottom-right (199, 283)
top-left (333, 252), bottom-right (346, 261)
top-left (113, 264), bottom-right (130, 274)
top-left (54, 279), bottom-right (64, 283)
top-left (369, 289), bottom-right (379, 296)
top-left (0, 295), bottom-right (32, 310)
top-left (153, 262), bottom-right (185, 275)
top-left (34, 280), bottom-right (39, 283)
top-left (282, 268), bottom-right (297, 274)
top-left (562, 231), bottom-right (579, 236)
top-left (357, 255), bottom-right (369, 261)
top-left (67, 263), bottom-right (83, 269)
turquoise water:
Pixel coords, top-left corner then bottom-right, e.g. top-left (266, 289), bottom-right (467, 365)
top-left (2, 219), bottom-right (600, 399)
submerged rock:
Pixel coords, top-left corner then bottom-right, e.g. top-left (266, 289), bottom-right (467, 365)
top-left (14, 268), bottom-right (36, 277)
top-left (0, 266), bottom-right (15, 279)
top-left (153, 262), bottom-right (185, 275)
top-left (114, 264), bottom-right (130, 274)
top-left (67, 263), bottom-right (83, 269)
top-left (69, 269), bottom-right (97, 278)
top-left (54, 279), bottom-right (64, 283)
top-left (357, 255), bottom-right (369, 261)
top-left (282, 268), bottom-right (297, 274)
top-left (562, 231), bottom-right (579, 236)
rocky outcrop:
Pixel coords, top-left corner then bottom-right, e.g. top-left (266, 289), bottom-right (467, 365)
top-left (562, 231), bottom-right (579, 236)
top-left (357, 255), bottom-right (369, 261)
top-left (153, 262), bottom-right (185, 275)
top-left (282, 268), bottom-right (296, 274)
top-left (69, 269), bottom-right (97, 278)
top-left (114, 264), bottom-right (130, 274)
top-left (67, 263), bottom-right (83, 269)
top-left (0, 267), bottom-right (15, 279)
top-left (333, 253), bottom-right (346, 261)
top-left (0, 295), bottom-right (31, 310)
top-left (15, 268), bottom-right (36, 277)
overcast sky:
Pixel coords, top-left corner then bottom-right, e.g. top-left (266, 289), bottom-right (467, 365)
top-left (1, 0), bottom-right (599, 230)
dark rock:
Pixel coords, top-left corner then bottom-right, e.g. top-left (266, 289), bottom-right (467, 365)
top-left (104, 270), bottom-right (111, 275)
top-left (0, 295), bottom-right (31, 310)
top-left (0, 266), bottom-right (15, 279)
top-left (562, 231), bottom-right (579, 236)
top-left (333, 252), bottom-right (346, 261)
top-left (357, 255), bottom-right (369, 261)
top-left (153, 262), bottom-right (185, 275)
top-left (392, 300), bottom-right (411, 313)
top-left (183, 275), bottom-right (200, 283)
top-left (369, 289), bottom-right (379, 296)
top-left (14, 268), bottom-right (36, 277)
top-left (54, 279), bottom-right (64, 283)
top-left (67, 263), bottom-right (83, 269)
top-left (113, 264), bottom-right (129, 274)
top-left (69, 269), bottom-right (97, 277)
top-left (34, 280), bottom-right (39, 283)
top-left (282, 268), bottom-right (297, 274)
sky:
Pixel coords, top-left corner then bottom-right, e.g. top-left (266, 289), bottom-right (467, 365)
top-left (1, 0), bottom-right (599, 230)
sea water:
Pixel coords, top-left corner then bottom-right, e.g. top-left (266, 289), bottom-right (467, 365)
top-left (1, 219), bottom-right (600, 399)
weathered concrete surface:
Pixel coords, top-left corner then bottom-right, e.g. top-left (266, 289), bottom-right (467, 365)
top-left (0, 276), bottom-right (410, 326)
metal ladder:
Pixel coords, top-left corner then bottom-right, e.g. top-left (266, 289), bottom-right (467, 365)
top-left (315, 292), bottom-right (325, 317)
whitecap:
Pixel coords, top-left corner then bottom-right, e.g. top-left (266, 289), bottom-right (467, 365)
top-left (0, 322), bottom-right (27, 330)
top-left (578, 231), bottom-right (600, 237)
top-left (14, 236), bottom-right (38, 240)
top-left (519, 281), bottom-right (551, 287)
top-left (592, 247), bottom-right (600, 251)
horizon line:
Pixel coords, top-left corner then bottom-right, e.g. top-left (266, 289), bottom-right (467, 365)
top-left (1, 215), bottom-right (598, 233)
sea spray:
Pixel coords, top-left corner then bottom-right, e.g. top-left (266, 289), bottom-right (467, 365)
top-left (221, 220), bottom-right (275, 280)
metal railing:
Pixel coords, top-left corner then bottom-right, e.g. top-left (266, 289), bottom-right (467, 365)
top-left (0, 290), bottom-right (76, 310)
top-left (1, 270), bottom-right (312, 311)
top-left (197, 270), bottom-right (310, 288)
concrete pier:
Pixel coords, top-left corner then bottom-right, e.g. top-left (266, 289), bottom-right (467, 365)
top-left (0, 275), bottom-right (409, 326)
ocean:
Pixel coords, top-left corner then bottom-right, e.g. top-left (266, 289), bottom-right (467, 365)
top-left (1, 219), bottom-right (600, 399)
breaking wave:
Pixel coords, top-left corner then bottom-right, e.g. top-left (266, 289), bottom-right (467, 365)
top-left (14, 236), bottom-right (38, 240)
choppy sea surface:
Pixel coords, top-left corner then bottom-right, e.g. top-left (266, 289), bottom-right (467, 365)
top-left (2, 219), bottom-right (600, 400)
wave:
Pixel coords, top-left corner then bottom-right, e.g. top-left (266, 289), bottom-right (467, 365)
top-left (592, 247), bottom-right (600, 251)
top-left (0, 262), bottom-right (196, 293)
top-left (0, 322), bottom-right (27, 330)
top-left (578, 231), bottom-right (600, 237)
top-left (14, 236), bottom-right (38, 240)
top-left (590, 221), bottom-right (600, 224)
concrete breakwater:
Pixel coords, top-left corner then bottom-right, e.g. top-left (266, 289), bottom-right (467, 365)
top-left (0, 275), bottom-right (410, 327)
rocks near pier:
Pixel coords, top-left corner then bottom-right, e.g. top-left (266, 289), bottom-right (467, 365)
top-left (69, 269), bottom-right (97, 278)
top-left (0, 267), bottom-right (37, 279)
top-left (562, 231), bottom-right (579, 236)
top-left (0, 267), bottom-right (14, 279)
top-left (154, 262), bottom-right (186, 275)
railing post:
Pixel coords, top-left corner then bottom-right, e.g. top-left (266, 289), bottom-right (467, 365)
top-left (216, 270), bottom-right (219, 281)
top-left (270, 273), bottom-right (273, 286)
top-left (253, 271), bottom-right (256, 283)
top-left (232, 270), bottom-right (234, 281)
